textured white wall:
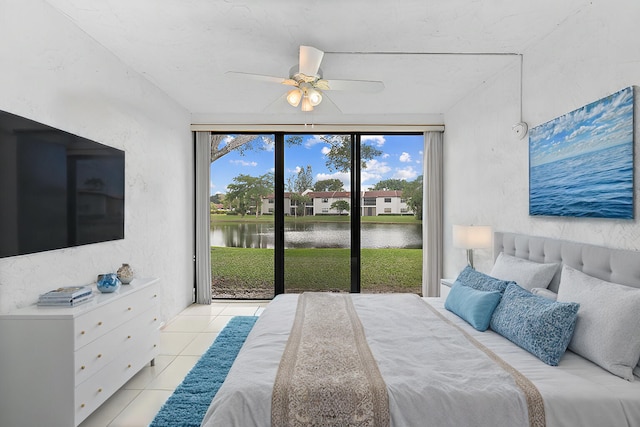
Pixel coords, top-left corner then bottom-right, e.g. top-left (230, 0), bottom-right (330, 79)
top-left (0, 0), bottom-right (194, 322)
top-left (444, 1), bottom-right (640, 278)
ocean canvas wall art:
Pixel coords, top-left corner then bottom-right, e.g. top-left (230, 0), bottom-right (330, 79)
top-left (529, 86), bottom-right (634, 219)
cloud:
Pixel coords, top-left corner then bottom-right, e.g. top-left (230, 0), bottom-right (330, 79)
top-left (365, 159), bottom-right (391, 175)
top-left (393, 166), bottom-right (418, 180)
top-left (399, 152), bottom-right (412, 162)
top-left (261, 135), bottom-right (274, 152)
top-left (360, 159), bottom-right (392, 184)
top-left (361, 135), bottom-right (386, 147)
top-left (321, 146), bottom-right (331, 155)
top-left (303, 135), bottom-right (326, 147)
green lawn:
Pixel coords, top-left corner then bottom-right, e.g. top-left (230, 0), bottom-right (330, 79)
top-left (211, 247), bottom-right (422, 297)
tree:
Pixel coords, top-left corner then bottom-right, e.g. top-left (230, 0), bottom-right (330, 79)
top-left (403, 175), bottom-right (423, 219)
top-left (330, 200), bottom-right (350, 215)
top-left (371, 178), bottom-right (407, 191)
top-left (225, 172), bottom-right (273, 217)
top-left (210, 193), bottom-right (224, 204)
top-left (293, 165), bottom-right (313, 193)
top-left (285, 135), bottom-right (382, 172)
top-left (286, 165), bottom-right (313, 217)
top-left (313, 178), bottom-right (344, 192)
top-left (210, 134), bottom-right (273, 163)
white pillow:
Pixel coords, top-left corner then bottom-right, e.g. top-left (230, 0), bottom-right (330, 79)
top-left (530, 287), bottom-right (558, 301)
top-left (490, 252), bottom-right (559, 291)
top-left (556, 265), bottom-right (640, 381)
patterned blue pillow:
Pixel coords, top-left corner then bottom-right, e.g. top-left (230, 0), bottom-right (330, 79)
top-left (454, 265), bottom-right (514, 294)
top-left (490, 283), bottom-right (580, 366)
top-left (445, 282), bottom-right (502, 331)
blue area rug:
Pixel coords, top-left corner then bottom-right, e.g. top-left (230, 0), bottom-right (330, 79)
top-left (150, 315), bottom-right (258, 427)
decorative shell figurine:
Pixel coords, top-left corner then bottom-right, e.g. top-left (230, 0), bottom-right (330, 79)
top-left (117, 263), bottom-right (134, 284)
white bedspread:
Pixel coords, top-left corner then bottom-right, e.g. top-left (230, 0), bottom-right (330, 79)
top-left (201, 294), bottom-right (640, 427)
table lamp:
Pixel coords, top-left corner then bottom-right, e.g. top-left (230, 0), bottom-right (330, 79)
top-left (452, 225), bottom-right (492, 269)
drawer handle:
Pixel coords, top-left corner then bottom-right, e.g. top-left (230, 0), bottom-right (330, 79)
top-left (128, 307), bottom-right (132, 311)
top-left (127, 335), bottom-right (132, 339)
top-left (98, 321), bottom-right (103, 326)
top-left (128, 364), bottom-right (132, 368)
top-left (153, 294), bottom-right (157, 298)
top-left (80, 330), bottom-right (86, 335)
top-left (81, 365), bottom-right (85, 370)
top-left (81, 403), bottom-right (85, 408)
top-left (153, 317), bottom-right (157, 322)
top-left (98, 388), bottom-right (103, 393)
top-left (97, 354), bottom-right (102, 358)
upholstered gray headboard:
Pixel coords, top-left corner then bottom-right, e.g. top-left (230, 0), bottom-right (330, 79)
top-left (494, 232), bottom-right (640, 293)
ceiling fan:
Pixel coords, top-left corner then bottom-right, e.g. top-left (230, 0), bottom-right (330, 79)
top-left (226, 45), bottom-right (384, 112)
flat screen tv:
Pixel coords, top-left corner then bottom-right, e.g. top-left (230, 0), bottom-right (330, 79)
top-left (0, 110), bottom-right (125, 258)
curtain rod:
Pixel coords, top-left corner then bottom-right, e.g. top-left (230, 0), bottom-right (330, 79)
top-left (190, 124), bottom-right (445, 132)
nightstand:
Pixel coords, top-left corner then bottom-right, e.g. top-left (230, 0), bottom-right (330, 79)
top-left (440, 278), bottom-right (455, 298)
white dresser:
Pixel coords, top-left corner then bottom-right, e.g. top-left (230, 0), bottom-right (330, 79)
top-left (0, 277), bottom-right (160, 427)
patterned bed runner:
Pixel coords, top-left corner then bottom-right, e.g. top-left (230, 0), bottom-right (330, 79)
top-left (272, 292), bottom-right (389, 427)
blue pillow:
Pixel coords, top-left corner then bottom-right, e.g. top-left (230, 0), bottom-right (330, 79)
top-left (454, 265), bottom-right (514, 294)
top-left (445, 282), bottom-right (502, 331)
top-left (490, 283), bottom-right (580, 366)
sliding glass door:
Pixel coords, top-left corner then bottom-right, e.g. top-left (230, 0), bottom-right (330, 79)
top-left (283, 134), bottom-right (352, 293)
top-left (209, 134), bottom-right (275, 299)
top-left (359, 134), bottom-right (423, 295)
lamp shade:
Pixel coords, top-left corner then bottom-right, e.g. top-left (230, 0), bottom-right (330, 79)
top-left (452, 225), bottom-right (492, 249)
top-left (301, 96), bottom-right (314, 112)
top-left (307, 88), bottom-right (322, 106)
top-left (286, 88), bottom-right (303, 107)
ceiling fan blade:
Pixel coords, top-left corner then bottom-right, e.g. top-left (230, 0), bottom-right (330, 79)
top-left (225, 71), bottom-right (287, 84)
top-left (299, 45), bottom-right (324, 77)
top-left (314, 92), bottom-right (342, 114)
top-left (323, 79), bottom-right (385, 92)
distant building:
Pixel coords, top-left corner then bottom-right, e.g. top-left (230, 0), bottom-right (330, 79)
top-left (261, 190), bottom-right (412, 216)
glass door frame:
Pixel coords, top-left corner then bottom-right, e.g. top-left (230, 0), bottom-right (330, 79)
top-left (206, 129), bottom-right (427, 298)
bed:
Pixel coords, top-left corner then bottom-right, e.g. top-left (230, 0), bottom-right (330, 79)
top-left (201, 232), bottom-right (640, 427)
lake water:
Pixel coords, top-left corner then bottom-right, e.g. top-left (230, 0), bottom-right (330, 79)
top-left (210, 222), bottom-right (422, 249)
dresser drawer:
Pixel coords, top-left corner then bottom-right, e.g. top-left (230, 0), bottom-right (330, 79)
top-left (74, 304), bottom-right (159, 385)
top-left (74, 329), bottom-right (159, 425)
top-left (74, 283), bottom-right (160, 350)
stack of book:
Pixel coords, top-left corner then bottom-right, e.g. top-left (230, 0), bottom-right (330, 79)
top-left (37, 286), bottom-right (94, 307)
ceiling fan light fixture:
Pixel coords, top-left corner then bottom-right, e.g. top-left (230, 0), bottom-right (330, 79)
top-left (301, 96), bottom-right (314, 112)
top-left (307, 88), bottom-right (323, 106)
top-left (286, 88), bottom-right (303, 107)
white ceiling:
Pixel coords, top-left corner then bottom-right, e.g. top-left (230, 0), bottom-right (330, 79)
top-left (44, 0), bottom-right (590, 125)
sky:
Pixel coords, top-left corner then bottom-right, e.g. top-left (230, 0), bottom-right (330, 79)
top-left (210, 134), bottom-right (424, 195)
top-left (529, 86), bottom-right (634, 167)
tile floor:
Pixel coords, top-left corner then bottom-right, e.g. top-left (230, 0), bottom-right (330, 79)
top-left (79, 300), bottom-right (267, 427)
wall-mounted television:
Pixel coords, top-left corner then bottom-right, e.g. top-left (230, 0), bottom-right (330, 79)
top-left (0, 110), bottom-right (125, 258)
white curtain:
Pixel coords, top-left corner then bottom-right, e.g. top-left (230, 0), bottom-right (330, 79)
top-left (195, 132), bottom-right (212, 304)
top-left (422, 131), bottom-right (444, 297)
